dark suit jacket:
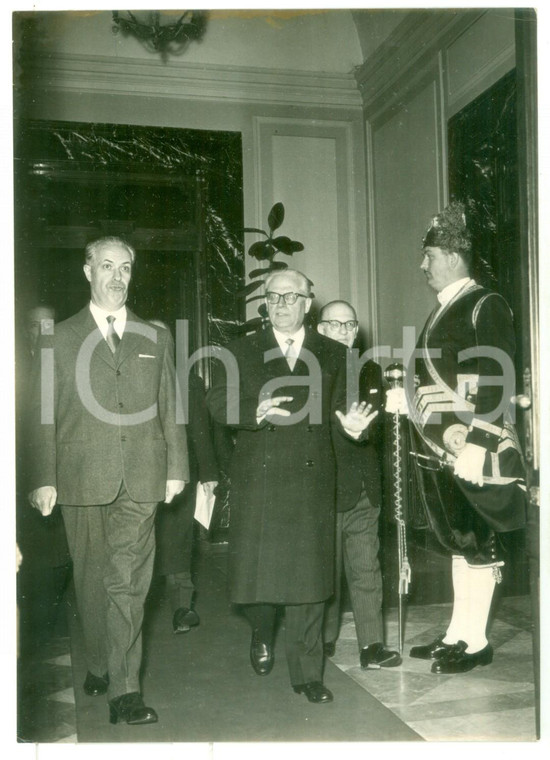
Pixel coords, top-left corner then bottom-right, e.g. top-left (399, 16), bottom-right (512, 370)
top-left (184, 372), bottom-right (219, 485)
top-left (206, 326), bottom-right (347, 605)
top-left (333, 357), bottom-right (384, 512)
top-left (27, 305), bottom-right (189, 506)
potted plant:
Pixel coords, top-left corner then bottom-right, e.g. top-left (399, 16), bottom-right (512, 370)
top-left (238, 202), bottom-right (307, 331)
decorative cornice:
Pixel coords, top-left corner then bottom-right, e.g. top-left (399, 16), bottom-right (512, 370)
top-left (16, 53), bottom-right (363, 109)
top-left (354, 8), bottom-right (485, 114)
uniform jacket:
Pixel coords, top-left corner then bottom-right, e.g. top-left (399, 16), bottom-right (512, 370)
top-left (27, 305), bottom-right (189, 506)
top-left (409, 282), bottom-right (526, 536)
top-left (206, 326), bottom-right (348, 605)
top-left (332, 356), bottom-right (384, 512)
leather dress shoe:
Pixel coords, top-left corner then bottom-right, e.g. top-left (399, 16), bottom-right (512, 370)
top-left (250, 632), bottom-right (274, 676)
top-left (109, 692), bottom-right (158, 725)
top-left (360, 642), bottom-right (402, 669)
top-left (324, 641), bottom-right (336, 658)
top-left (409, 634), bottom-right (454, 661)
top-left (431, 641), bottom-right (493, 674)
top-left (172, 607), bottom-right (200, 634)
top-left (83, 671), bottom-right (109, 696)
top-left (293, 681), bottom-right (333, 704)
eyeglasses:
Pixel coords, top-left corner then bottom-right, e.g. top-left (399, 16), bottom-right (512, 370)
top-left (320, 319), bottom-right (358, 331)
top-left (265, 291), bottom-right (309, 305)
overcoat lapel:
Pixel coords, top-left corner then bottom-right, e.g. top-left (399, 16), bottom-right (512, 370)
top-left (259, 326), bottom-right (290, 377)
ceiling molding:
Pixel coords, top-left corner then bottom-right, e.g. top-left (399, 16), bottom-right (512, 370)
top-left (16, 53), bottom-right (363, 109)
top-left (354, 8), bottom-right (486, 113)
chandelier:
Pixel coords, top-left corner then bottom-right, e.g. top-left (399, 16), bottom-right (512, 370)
top-left (112, 10), bottom-right (208, 60)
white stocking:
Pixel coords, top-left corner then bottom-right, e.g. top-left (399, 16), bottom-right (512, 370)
top-left (443, 555), bottom-right (469, 645)
top-left (462, 563), bottom-right (497, 653)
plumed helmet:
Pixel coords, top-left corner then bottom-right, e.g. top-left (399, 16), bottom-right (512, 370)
top-left (422, 200), bottom-right (472, 257)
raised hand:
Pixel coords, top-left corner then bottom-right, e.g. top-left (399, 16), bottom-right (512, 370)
top-left (336, 401), bottom-right (378, 439)
top-left (256, 395), bottom-right (294, 424)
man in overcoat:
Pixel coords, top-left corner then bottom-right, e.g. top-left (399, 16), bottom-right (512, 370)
top-left (207, 269), bottom-right (377, 704)
top-left (387, 202), bottom-right (527, 674)
top-left (318, 300), bottom-right (401, 670)
top-left (27, 237), bottom-right (188, 725)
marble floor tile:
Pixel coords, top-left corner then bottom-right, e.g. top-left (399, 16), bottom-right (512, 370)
top-left (407, 706), bottom-right (537, 741)
top-left (330, 595), bottom-right (537, 742)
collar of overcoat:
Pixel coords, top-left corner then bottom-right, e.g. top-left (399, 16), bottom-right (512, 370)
top-left (69, 305), bottom-right (153, 369)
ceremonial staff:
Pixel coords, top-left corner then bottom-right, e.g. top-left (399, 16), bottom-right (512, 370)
top-left (384, 363), bottom-right (411, 655)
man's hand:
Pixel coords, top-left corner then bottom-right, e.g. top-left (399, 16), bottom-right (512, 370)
top-left (201, 481), bottom-right (218, 497)
top-left (28, 486), bottom-right (57, 516)
top-left (165, 480), bottom-right (185, 504)
top-left (385, 387), bottom-right (409, 415)
top-left (256, 396), bottom-right (293, 424)
top-left (336, 402), bottom-right (378, 440)
top-left (454, 442), bottom-right (486, 487)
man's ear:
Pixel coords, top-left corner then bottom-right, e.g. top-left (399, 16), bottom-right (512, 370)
top-left (305, 298), bottom-right (312, 314)
top-left (83, 264), bottom-right (92, 283)
top-left (449, 251), bottom-right (460, 269)
top-left (317, 322), bottom-right (324, 336)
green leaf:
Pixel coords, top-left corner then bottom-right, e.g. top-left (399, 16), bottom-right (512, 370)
top-left (237, 280), bottom-right (264, 298)
top-left (277, 240), bottom-right (304, 256)
top-left (267, 202), bottom-right (285, 232)
top-left (267, 260), bottom-right (288, 272)
top-left (243, 227), bottom-right (268, 236)
top-left (248, 267), bottom-right (268, 279)
top-left (248, 241), bottom-right (272, 261)
top-left (272, 236), bottom-right (304, 255)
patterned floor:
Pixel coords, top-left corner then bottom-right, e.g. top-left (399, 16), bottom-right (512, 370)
top-left (331, 595), bottom-right (537, 741)
top-left (17, 635), bottom-right (77, 744)
top-left (17, 594), bottom-right (536, 744)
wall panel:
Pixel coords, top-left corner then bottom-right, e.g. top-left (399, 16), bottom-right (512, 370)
top-left (370, 76), bottom-right (443, 359)
top-left (253, 117), bottom-right (367, 320)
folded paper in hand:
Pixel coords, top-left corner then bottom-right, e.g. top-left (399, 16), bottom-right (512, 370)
top-left (194, 482), bottom-right (216, 529)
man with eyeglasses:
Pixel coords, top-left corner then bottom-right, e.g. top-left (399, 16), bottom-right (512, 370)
top-left (207, 269), bottom-right (377, 704)
top-left (317, 301), bottom-right (401, 670)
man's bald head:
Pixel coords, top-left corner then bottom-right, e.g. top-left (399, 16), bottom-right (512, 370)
top-left (317, 300), bottom-right (358, 348)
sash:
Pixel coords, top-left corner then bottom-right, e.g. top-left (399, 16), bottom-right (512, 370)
top-left (409, 283), bottom-right (524, 487)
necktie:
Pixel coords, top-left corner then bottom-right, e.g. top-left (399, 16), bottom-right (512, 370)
top-left (106, 315), bottom-right (121, 354)
top-left (285, 337), bottom-right (297, 371)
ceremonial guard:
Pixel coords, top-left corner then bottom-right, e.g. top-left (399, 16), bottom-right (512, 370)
top-left (387, 201), bottom-right (527, 674)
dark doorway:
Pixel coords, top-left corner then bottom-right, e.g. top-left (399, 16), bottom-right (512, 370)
top-left (448, 70), bottom-right (529, 598)
top-left (14, 120), bottom-right (245, 369)
top-left (448, 69), bottom-right (522, 371)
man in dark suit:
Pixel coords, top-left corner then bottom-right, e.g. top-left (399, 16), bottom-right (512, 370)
top-left (17, 304), bottom-right (72, 654)
top-left (207, 269), bottom-right (377, 704)
top-left (27, 237), bottom-right (189, 725)
top-left (317, 301), bottom-right (401, 670)
top-left (152, 320), bottom-right (219, 634)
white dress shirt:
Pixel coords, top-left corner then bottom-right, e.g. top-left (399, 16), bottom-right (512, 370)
top-left (272, 325), bottom-right (305, 356)
top-left (89, 301), bottom-right (127, 339)
top-left (436, 277), bottom-right (474, 310)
